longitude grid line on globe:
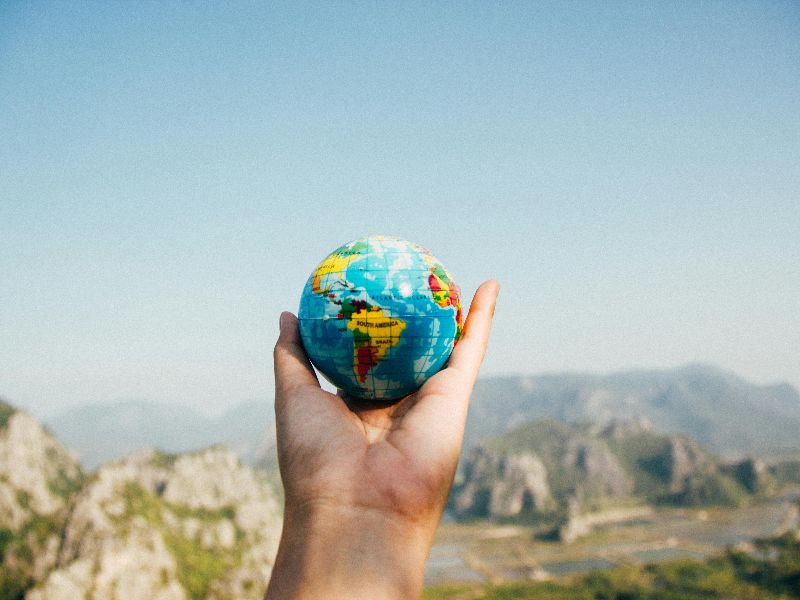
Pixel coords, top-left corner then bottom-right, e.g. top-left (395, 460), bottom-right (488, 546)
top-left (368, 333), bottom-right (377, 396)
top-left (366, 246), bottom-right (390, 397)
top-left (414, 277), bottom-right (429, 384)
top-left (363, 243), bottom-right (371, 272)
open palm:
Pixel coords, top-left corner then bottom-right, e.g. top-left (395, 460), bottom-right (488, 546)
top-left (273, 280), bottom-right (499, 528)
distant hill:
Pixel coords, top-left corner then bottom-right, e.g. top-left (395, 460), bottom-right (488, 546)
top-left (45, 399), bottom-right (275, 470)
top-left (465, 364), bottom-right (800, 459)
top-left (39, 365), bottom-right (800, 471)
top-left (452, 417), bottom-right (771, 539)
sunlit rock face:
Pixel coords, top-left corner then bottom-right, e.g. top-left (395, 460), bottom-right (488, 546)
top-left (0, 401), bottom-right (83, 595)
top-left (560, 436), bottom-right (633, 498)
top-left (452, 418), bottom-right (757, 528)
top-left (27, 447), bottom-right (282, 600)
top-left (453, 447), bottom-right (554, 518)
top-left (452, 420), bottom-right (634, 520)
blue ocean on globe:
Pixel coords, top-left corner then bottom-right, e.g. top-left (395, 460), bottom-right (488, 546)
top-left (298, 235), bottom-right (463, 400)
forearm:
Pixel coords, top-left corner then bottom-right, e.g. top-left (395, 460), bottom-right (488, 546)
top-left (265, 502), bottom-right (435, 599)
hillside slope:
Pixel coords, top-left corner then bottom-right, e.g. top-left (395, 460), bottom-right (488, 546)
top-left (453, 418), bottom-right (769, 531)
top-left (0, 399), bottom-right (84, 598)
top-left (466, 364), bottom-right (800, 458)
top-left (28, 447), bottom-right (282, 600)
top-left (40, 365), bottom-right (800, 472)
top-left (0, 399), bottom-right (284, 599)
top-left (46, 399), bottom-right (275, 469)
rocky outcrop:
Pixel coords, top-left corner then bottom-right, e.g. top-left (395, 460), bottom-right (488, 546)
top-left (453, 420), bottom-right (634, 520)
top-left (649, 435), bottom-right (755, 506)
top-left (28, 447), bottom-right (282, 600)
top-left (0, 398), bottom-right (284, 599)
top-left (453, 418), bottom-right (754, 527)
top-left (726, 457), bottom-right (774, 494)
top-left (561, 437), bottom-right (633, 498)
top-left (0, 400), bottom-right (83, 596)
top-left (454, 448), bottom-right (553, 518)
top-left (666, 435), bottom-right (707, 494)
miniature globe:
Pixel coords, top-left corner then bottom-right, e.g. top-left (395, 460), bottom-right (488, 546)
top-left (298, 235), bottom-right (462, 400)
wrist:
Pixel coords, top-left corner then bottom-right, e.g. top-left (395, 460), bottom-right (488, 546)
top-left (266, 500), bottom-right (435, 599)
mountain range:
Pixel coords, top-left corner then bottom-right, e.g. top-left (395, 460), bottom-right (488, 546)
top-left (45, 399), bottom-right (275, 470)
top-left (2, 362), bottom-right (800, 596)
top-left (452, 417), bottom-right (773, 540)
top-left (465, 364), bottom-right (800, 459)
top-left (42, 364), bottom-right (800, 471)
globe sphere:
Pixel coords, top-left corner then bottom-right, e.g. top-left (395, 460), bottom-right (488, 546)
top-left (298, 235), bottom-right (462, 400)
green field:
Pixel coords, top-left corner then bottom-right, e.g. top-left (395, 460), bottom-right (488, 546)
top-left (424, 531), bottom-right (800, 599)
top-left (425, 488), bottom-right (800, 598)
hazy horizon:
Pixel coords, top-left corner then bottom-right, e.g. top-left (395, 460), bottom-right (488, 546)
top-left (2, 3), bottom-right (798, 416)
top-left (6, 361), bottom-right (796, 422)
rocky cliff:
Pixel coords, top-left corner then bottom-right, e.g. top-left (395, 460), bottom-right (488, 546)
top-left (452, 418), bottom-right (762, 527)
top-left (0, 399), bottom-right (83, 598)
top-left (27, 447), bottom-right (282, 600)
top-left (0, 399), bottom-right (283, 600)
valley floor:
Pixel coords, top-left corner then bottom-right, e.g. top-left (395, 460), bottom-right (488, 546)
top-left (425, 487), bottom-right (800, 587)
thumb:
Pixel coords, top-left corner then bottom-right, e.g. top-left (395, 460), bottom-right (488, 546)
top-left (273, 312), bottom-right (319, 398)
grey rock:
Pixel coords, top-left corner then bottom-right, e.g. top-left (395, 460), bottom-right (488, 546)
top-left (28, 447), bottom-right (282, 600)
top-left (0, 404), bottom-right (83, 592)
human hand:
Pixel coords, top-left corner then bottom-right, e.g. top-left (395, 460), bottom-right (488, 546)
top-left (266, 280), bottom-right (499, 599)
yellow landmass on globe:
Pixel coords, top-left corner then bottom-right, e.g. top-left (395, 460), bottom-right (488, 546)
top-left (346, 307), bottom-right (407, 383)
top-left (311, 252), bottom-right (363, 294)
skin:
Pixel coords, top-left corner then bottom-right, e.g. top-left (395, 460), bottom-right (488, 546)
top-left (266, 280), bottom-right (500, 599)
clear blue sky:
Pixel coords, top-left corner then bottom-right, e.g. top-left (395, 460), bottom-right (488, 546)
top-left (2, 2), bottom-right (798, 417)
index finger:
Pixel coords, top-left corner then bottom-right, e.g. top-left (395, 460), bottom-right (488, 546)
top-left (445, 279), bottom-right (500, 381)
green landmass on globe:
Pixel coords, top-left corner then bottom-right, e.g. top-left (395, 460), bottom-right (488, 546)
top-left (298, 235), bottom-right (462, 400)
